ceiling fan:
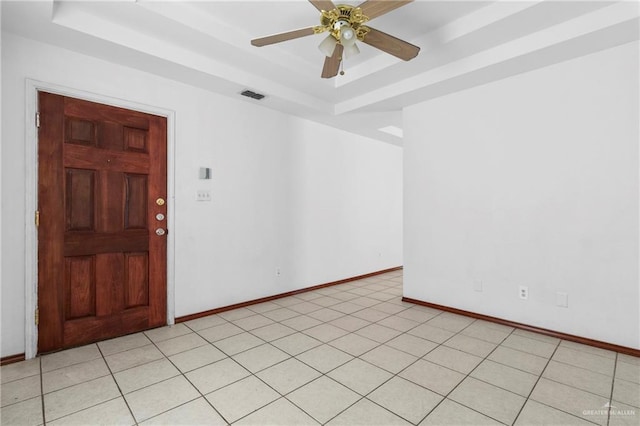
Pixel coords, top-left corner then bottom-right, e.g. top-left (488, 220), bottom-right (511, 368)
top-left (251, 0), bottom-right (420, 79)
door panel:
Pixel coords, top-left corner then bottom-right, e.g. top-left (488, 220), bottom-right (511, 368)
top-left (64, 256), bottom-right (96, 320)
top-left (124, 174), bottom-right (148, 229)
top-left (124, 253), bottom-right (149, 308)
top-left (65, 168), bottom-right (96, 231)
top-left (38, 92), bottom-right (167, 353)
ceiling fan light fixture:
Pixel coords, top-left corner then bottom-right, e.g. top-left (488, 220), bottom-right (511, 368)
top-left (318, 34), bottom-right (337, 57)
top-left (343, 42), bottom-right (359, 59)
top-left (339, 24), bottom-right (356, 47)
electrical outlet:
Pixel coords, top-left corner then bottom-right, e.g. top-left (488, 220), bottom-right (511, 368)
top-left (519, 286), bottom-right (529, 300)
top-left (275, 268), bottom-right (281, 277)
top-left (556, 292), bottom-right (568, 307)
top-left (196, 190), bottom-right (211, 201)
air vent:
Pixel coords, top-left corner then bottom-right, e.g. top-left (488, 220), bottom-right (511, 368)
top-left (240, 90), bottom-right (266, 100)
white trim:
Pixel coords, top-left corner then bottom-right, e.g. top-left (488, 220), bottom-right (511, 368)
top-left (25, 81), bottom-right (38, 359)
top-left (24, 79), bottom-right (176, 359)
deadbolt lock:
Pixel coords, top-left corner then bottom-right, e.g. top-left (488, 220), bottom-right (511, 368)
top-left (155, 198), bottom-right (165, 206)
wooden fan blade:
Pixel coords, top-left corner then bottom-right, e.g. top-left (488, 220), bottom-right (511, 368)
top-left (309, 0), bottom-right (336, 13)
top-left (357, 0), bottom-right (413, 20)
top-left (361, 26), bottom-right (419, 60)
top-left (251, 27), bottom-right (316, 47)
top-left (321, 43), bottom-right (344, 78)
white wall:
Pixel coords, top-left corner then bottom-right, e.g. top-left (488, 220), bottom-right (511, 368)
top-left (404, 41), bottom-right (639, 349)
top-left (0, 33), bottom-right (403, 357)
top-left (287, 119), bottom-right (403, 287)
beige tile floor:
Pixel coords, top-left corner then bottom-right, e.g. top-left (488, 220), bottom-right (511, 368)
top-left (2, 270), bottom-right (639, 425)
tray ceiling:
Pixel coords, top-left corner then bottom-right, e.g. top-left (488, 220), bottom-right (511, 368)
top-left (2, 1), bottom-right (638, 145)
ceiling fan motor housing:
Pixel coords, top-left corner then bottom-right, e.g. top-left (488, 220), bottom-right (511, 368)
top-left (321, 5), bottom-right (370, 42)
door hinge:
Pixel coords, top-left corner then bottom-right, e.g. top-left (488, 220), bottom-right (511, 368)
top-left (36, 112), bottom-right (40, 128)
top-left (35, 308), bottom-right (39, 326)
top-left (35, 210), bottom-right (40, 228)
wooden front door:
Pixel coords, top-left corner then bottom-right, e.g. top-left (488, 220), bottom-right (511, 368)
top-left (37, 92), bottom-right (167, 353)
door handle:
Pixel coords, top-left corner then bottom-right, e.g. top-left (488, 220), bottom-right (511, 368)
top-left (155, 228), bottom-right (166, 236)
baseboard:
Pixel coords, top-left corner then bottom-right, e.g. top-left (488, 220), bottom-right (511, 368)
top-left (402, 297), bottom-right (640, 358)
top-left (176, 266), bottom-right (403, 323)
top-left (1, 353), bottom-right (26, 366)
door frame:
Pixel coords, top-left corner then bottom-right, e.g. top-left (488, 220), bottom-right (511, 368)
top-left (24, 79), bottom-right (176, 359)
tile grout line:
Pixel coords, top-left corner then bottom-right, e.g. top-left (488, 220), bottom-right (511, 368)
top-left (539, 372), bottom-right (619, 401)
top-left (39, 356), bottom-right (46, 426)
top-left (315, 305), bottom-right (473, 425)
top-left (509, 336), bottom-right (560, 425)
top-left (143, 333), bottom-right (230, 425)
top-left (219, 316), bottom-right (348, 424)
top-left (179, 317), bottom-right (328, 424)
top-left (2, 275), bottom-right (381, 425)
top-left (38, 346), bottom-right (126, 425)
top-left (237, 281), bottom-right (407, 425)
top-left (328, 306), bottom-right (513, 425)
top-left (18, 273), bottom-right (634, 426)
top-left (542, 354), bottom-right (617, 377)
top-left (606, 353), bottom-right (618, 426)
top-left (407, 321), bottom-right (596, 425)
top-left (410, 317), bottom-right (515, 426)
top-left (15, 302), bottom-right (395, 426)
top-left (298, 312), bottom-right (407, 423)
top-left (507, 338), bottom-right (604, 426)
top-left (96, 343), bottom-right (140, 426)
top-left (164, 283), bottom-right (617, 425)
top-left (236, 320), bottom-right (352, 425)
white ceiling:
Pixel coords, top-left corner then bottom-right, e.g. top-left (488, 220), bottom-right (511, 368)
top-left (2, 0), bottom-right (638, 145)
